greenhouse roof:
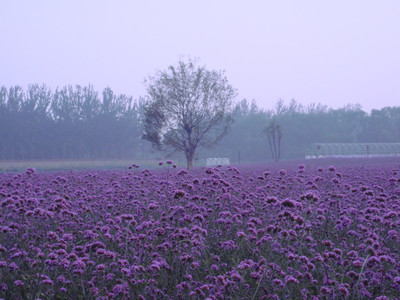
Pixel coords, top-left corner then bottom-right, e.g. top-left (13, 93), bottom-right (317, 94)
top-left (307, 143), bottom-right (400, 158)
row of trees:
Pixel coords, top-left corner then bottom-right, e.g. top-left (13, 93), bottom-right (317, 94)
top-left (1, 60), bottom-right (400, 166)
top-left (200, 99), bottom-right (400, 163)
top-left (1, 85), bottom-right (399, 163)
top-left (0, 84), bottom-right (146, 160)
top-left (141, 60), bottom-right (400, 167)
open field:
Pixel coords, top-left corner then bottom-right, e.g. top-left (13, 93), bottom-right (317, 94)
top-left (0, 159), bottom-right (400, 298)
top-left (1, 156), bottom-right (399, 173)
top-left (0, 159), bottom-right (158, 173)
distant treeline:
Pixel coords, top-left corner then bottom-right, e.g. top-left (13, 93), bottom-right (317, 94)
top-left (0, 84), bottom-right (145, 160)
top-left (1, 84), bottom-right (400, 162)
top-left (201, 99), bottom-right (400, 162)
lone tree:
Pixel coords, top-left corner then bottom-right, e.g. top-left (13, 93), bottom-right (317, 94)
top-left (265, 118), bottom-right (282, 161)
top-left (143, 59), bottom-right (236, 169)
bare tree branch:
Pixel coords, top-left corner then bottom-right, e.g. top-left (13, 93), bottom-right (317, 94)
top-left (142, 58), bottom-right (236, 169)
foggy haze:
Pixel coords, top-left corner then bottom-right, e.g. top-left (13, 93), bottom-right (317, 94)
top-left (1, 1), bottom-right (400, 113)
top-left (2, 3), bottom-right (400, 298)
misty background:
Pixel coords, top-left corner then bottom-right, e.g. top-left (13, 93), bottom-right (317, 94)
top-left (1, 84), bottom-right (399, 164)
top-left (1, 1), bottom-right (400, 165)
top-left (1, 1), bottom-right (400, 112)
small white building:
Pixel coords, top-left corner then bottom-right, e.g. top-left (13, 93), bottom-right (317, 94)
top-left (206, 157), bottom-right (230, 166)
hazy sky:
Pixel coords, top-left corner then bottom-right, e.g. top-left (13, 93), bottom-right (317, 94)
top-left (1, 1), bottom-right (399, 112)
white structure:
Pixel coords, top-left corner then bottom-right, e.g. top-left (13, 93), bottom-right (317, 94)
top-left (306, 143), bottom-right (400, 159)
top-left (206, 157), bottom-right (230, 166)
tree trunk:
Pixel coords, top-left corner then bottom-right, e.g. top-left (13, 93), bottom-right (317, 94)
top-left (187, 156), bottom-right (193, 170)
top-left (272, 133), bottom-right (277, 161)
top-left (185, 148), bottom-right (195, 170)
top-left (267, 135), bottom-right (274, 161)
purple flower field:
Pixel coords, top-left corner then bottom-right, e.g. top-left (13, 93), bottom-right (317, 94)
top-left (1, 161), bottom-right (400, 299)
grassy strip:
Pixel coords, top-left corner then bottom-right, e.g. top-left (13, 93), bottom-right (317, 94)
top-left (0, 159), bottom-right (156, 172)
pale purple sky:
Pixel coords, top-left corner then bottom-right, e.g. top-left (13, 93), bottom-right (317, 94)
top-left (1, 1), bottom-right (399, 112)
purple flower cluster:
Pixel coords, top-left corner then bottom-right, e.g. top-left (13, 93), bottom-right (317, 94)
top-left (0, 162), bottom-right (399, 298)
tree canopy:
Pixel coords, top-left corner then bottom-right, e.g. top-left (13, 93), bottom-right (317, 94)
top-left (143, 59), bottom-right (236, 169)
